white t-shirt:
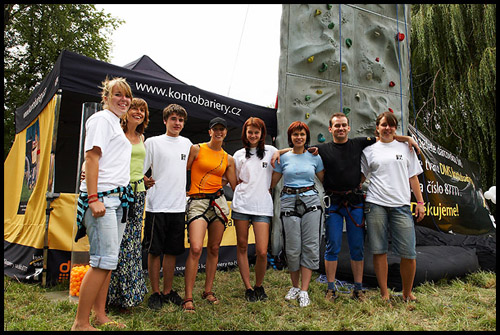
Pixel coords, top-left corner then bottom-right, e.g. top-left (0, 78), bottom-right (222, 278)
top-left (80, 109), bottom-right (131, 193)
top-left (231, 145), bottom-right (278, 217)
top-left (361, 140), bottom-right (423, 207)
top-left (143, 134), bottom-right (192, 213)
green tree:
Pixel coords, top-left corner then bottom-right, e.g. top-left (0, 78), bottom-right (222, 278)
top-left (410, 4), bottom-right (496, 214)
top-left (4, 4), bottom-right (123, 158)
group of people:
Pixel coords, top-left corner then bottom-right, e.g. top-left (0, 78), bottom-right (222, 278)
top-left (71, 76), bottom-right (425, 331)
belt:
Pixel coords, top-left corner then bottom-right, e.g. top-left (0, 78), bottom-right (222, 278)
top-left (189, 189), bottom-right (224, 200)
top-left (282, 185), bottom-right (315, 195)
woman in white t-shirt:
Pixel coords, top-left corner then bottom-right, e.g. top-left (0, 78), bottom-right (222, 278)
top-left (360, 111), bottom-right (425, 304)
top-left (231, 117), bottom-right (277, 302)
top-left (72, 77), bottom-right (132, 331)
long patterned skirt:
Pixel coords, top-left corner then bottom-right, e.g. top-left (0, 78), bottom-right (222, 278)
top-left (107, 191), bottom-right (148, 308)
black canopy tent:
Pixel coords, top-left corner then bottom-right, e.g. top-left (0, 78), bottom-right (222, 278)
top-left (14, 49), bottom-right (277, 194)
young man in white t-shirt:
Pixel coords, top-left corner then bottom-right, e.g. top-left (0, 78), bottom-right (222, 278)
top-left (142, 104), bottom-right (193, 310)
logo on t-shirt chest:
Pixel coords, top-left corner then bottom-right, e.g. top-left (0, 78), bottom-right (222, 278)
top-left (181, 154), bottom-right (187, 160)
top-left (396, 154), bottom-right (403, 160)
top-left (262, 162), bottom-right (268, 168)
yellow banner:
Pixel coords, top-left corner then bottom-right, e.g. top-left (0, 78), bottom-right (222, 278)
top-left (4, 95), bottom-right (57, 249)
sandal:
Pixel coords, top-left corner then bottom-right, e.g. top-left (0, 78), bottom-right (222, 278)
top-left (201, 291), bottom-right (219, 304)
top-left (181, 298), bottom-right (196, 313)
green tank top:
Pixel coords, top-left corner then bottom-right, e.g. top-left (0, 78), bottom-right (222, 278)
top-left (130, 140), bottom-right (146, 193)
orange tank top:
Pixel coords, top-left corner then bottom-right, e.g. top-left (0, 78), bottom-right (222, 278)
top-left (188, 143), bottom-right (228, 195)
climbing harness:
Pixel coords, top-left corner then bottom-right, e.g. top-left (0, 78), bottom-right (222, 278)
top-left (324, 188), bottom-right (365, 228)
top-left (187, 189), bottom-right (228, 227)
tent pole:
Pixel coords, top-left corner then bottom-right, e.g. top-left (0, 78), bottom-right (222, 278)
top-left (42, 90), bottom-right (62, 287)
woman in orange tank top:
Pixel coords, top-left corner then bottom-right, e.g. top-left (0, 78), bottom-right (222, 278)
top-left (182, 117), bottom-right (237, 312)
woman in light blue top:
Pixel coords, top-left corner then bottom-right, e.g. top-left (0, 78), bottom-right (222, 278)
top-left (271, 121), bottom-right (324, 308)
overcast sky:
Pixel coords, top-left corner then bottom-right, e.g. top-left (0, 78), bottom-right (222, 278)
top-left (96, 4), bottom-right (282, 108)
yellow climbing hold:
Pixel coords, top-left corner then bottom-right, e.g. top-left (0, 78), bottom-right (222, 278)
top-left (315, 9), bottom-right (322, 16)
top-left (305, 113), bottom-right (310, 119)
top-left (316, 89), bottom-right (323, 95)
top-left (307, 56), bottom-right (314, 63)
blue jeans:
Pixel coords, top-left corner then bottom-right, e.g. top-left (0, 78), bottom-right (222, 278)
top-left (364, 202), bottom-right (416, 259)
top-left (324, 202), bottom-right (364, 261)
top-left (231, 211), bottom-right (272, 224)
top-left (84, 194), bottom-right (126, 270)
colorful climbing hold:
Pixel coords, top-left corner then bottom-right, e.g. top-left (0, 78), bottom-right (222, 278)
top-left (315, 9), bottom-right (322, 16)
top-left (375, 57), bottom-right (380, 62)
top-left (342, 107), bottom-right (350, 115)
top-left (318, 133), bottom-right (326, 143)
top-left (316, 89), bottom-right (323, 95)
top-left (355, 93), bottom-right (361, 100)
top-left (326, 4), bottom-right (332, 10)
top-left (319, 62), bottom-right (328, 72)
top-left (341, 64), bottom-right (346, 72)
top-left (345, 38), bottom-right (352, 48)
top-left (388, 108), bottom-right (394, 113)
top-left (328, 22), bottom-right (335, 29)
top-left (389, 81), bottom-right (396, 87)
top-left (305, 113), bottom-right (310, 119)
top-left (307, 56), bottom-right (314, 63)
top-left (397, 33), bottom-right (405, 41)
top-left (305, 95), bottom-right (311, 101)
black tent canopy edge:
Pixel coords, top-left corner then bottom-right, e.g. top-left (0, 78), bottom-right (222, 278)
top-left (14, 49), bottom-right (277, 137)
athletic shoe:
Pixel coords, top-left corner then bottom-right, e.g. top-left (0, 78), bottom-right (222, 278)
top-left (147, 292), bottom-right (163, 310)
top-left (351, 289), bottom-right (366, 302)
top-left (285, 287), bottom-right (301, 301)
top-left (162, 290), bottom-right (183, 306)
top-left (325, 289), bottom-right (338, 302)
top-left (298, 290), bottom-right (310, 307)
top-left (253, 286), bottom-right (268, 301)
top-left (245, 288), bottom-right (257, 302)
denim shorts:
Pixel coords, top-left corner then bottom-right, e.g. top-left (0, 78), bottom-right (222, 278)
top-left (231, 211), bottom-right (272, 224)
top-left (83, 194), bottom-right (126, 270)
top-left (364, 202), bottom-right (416, 259)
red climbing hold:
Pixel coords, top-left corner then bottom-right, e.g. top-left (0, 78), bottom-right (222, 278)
top-left (397, 33), bottom-right (405, 41)
top-left (389, 81), bottom-right (396, 87)
top-left (375, 57), bottom-right (380, 62)
top-left (388, 108), bottom-right (394, 113)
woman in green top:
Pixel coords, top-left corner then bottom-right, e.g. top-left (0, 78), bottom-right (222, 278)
top-left (107, 98), bottom-right (150, 311)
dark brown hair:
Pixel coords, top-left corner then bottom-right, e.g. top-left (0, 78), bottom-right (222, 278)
top-left (329, 112), bottom-right (350, 127)
top-left (374, 111), bottom-right (398, 136)
top-left (241, 117), bottom-right (267, 159)
top-left (163, 104), bottom-right (188, 122)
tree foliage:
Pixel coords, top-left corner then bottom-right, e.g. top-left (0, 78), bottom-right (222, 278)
top-left (3, 4), bottom-right (123, 159)
top-left (410, 4), bottom-right (496, 212)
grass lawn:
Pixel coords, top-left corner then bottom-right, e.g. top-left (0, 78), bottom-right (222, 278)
top-left (3, 268), bottom-right (496, 331)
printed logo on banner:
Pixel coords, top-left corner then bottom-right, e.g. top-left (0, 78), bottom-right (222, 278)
top-left (18, 120), bottom-right (41, 214)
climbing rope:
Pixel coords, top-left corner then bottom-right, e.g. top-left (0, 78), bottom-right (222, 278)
top-left (402, 4), bottom-right (443, 233)
top-left (338, 4), bottom-right (343, 114)
top-left (396, 4), bottom-right (405, 135)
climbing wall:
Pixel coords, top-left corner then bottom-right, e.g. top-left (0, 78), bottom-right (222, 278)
top-left (271, 4), bottom-right (411, 255)
top-left (276, 4), bottom-right (411, 146)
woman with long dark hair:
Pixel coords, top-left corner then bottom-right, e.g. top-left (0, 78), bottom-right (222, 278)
top-left (232, 117), bottom-right (278, 302)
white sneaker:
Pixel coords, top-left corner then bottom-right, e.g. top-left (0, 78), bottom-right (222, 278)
top-left (298, 290), bottom-right (310, 307)
top-left (284, 287), bottom-right (300, 301)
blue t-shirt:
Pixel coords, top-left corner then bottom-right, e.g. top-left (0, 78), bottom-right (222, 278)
top-left (274, 151), bottom-right (324, 198)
